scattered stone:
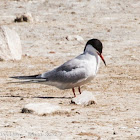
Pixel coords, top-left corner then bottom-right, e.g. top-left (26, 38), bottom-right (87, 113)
top-left (71, 121), bottom-right (80, 123)
top-left (14, 13), bottom-right (33, 22)
top-left (22, 103), bottom-right (65, 115)
top-left (71, 91), bottom-right (97, 106)
top-left (57, 41), bottom-right (63, 45)
top-left (49, 51), bottom-right (55, 54)
top-left (71, 11), bottom-right (76, 14)
top-left (66, 35), bottom-right (84, 42)
top-left (113, 131), bottom-right (116, 135)
top-left (4, 124), bottom-right (12, 127)
top-left (107, 29), bottom-right (111, 32)
top-left (76, 111), bottom-right (80, 114)
top-left (20, 97), bottom-right (24, 100)
top-left (0, 26), bottom-right (22, 60)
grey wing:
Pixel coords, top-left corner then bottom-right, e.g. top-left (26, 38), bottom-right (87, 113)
top-left (41, 58), bottom-right (87, 83)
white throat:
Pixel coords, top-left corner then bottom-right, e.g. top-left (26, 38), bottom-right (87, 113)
top-left (84, 44), bottom-right (100, 74)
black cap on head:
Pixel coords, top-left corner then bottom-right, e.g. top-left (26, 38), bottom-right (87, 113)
top-left (84, 39), bottom-right (103, 54)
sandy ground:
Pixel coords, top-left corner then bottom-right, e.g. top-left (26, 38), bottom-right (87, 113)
top-left (0, 0), bottom-right (140, 139)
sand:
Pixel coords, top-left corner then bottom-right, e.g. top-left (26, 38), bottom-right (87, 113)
top-left (0, 0), bottom-right (140, 139)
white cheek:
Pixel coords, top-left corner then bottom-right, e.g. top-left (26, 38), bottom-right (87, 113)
top-left (85, 45), bottom-right (97, 54)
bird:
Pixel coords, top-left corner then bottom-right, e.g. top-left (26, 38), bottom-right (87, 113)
top-left (10, 39), bottom-right (106, 97)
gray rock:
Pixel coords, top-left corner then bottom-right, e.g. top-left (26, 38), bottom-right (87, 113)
top-left (0, 26), bottom-right (22, 60)
top-left (71, 91), bottom-right (97, 106)
top-left (22, 103), bottom-right (65, 115)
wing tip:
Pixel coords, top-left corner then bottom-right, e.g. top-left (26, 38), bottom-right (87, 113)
top-left (9, 74), bottom-right (42, 80)
top-left (10, 76), bottom-right (20, 79)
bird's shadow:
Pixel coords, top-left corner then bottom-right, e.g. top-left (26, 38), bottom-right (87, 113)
top-left (33, 96), bottom-right (72, 99)
top-left (0, 95), bottom-right (72, 99)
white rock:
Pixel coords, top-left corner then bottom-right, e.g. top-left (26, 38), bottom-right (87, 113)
top-left (71, 91), bottom-right (97, 106)
top-left (66, 35), bottom-right (84, 42)
top-left (0, 26), bottom-right (22, 60)
top-left (75, 35), bottom-right (84, 41)
top-left (22, 103), bottom-right (61, 115)
top-left (23, 13), bottom-right (34, 22)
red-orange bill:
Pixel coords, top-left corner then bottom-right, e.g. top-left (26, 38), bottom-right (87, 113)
top-left (98, 53), bottom-right (106, 66)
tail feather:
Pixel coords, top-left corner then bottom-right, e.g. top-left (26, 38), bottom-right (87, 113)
top-left (10, 74), bottom-right (44, 80)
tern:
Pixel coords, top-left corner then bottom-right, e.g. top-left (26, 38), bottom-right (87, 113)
top-left (11, 39), bottom-right (106, 97)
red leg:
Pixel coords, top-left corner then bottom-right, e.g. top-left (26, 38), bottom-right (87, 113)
top-left (72, 88), bottom-right (76, 97)
top-left (78, 87), bottom-right (81, 94)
